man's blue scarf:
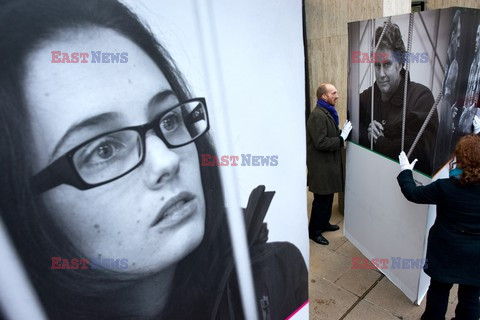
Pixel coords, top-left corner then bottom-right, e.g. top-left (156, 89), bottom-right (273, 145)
top-left (317, 99), bottom-right (338, 125)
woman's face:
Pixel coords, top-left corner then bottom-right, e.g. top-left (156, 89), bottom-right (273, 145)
top-left (374, 48), bottom-right (402, 100)
top-left (24, 28), bottom-right (206, 274)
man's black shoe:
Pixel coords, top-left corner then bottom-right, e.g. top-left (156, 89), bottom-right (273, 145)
top-left (309, 234), bottom-right (329, 245)
top-left (323, 224), bottom-right (340, 232)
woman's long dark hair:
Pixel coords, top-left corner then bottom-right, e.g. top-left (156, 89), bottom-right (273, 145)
top-left (0, 0), bottom-right (228, 318)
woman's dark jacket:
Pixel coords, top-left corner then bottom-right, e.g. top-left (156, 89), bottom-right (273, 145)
top-left (212, 186), bottom-right (308, 320)
top-left (397, 170), bottom-right (480, 286)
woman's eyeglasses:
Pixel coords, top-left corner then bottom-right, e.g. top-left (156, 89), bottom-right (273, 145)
top-left (31, 98), bottom-right (209, 194)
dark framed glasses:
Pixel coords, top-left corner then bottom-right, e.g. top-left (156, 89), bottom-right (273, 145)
top-left (31, 98), bottom-right (209, 194)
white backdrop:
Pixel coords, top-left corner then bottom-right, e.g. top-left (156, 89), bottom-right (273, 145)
top-left (345, 143), bottom-right (432, 303)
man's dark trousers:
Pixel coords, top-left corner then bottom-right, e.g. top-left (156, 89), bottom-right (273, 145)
top-left (308, 193), bottom-right (334, 236)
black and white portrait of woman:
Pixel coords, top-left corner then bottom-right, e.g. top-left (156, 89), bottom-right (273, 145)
top-left (0, 0), bottom-right (308, 319)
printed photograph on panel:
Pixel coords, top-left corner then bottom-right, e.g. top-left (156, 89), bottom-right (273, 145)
top-left (348, 8), bottom-right (480, 176)
top-left (0, 0), bottom-right (307, 319)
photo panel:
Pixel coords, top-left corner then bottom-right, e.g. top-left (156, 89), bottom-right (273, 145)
top-left (0, 0), bottom-right (308, 319)
top-left (348, 7), bottom-right (480, 177)
top-left (345, 7), bottom-right (480, 304)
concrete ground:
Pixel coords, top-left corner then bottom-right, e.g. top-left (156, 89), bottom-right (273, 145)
top-left (307, 191), bottom-right (459, 320)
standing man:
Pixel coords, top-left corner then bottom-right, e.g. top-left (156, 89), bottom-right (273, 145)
top-left (307, 83), bottom-right (352, 245)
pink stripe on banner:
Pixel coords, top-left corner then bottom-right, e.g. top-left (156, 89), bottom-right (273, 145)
top-left (285, 300), bottom-right (309, 320)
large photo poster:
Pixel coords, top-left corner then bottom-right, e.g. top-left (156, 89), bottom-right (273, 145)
top-left (348, 7), bottom-right (480, 177)
top-left (345, 7), bottom-right (480, 303)
top-left (0, 0), bottom-right (308, 319)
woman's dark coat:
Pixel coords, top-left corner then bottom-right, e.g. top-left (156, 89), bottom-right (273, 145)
top-left (397, 170), bottom-right (480, 286)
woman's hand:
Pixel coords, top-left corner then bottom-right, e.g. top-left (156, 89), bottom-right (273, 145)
top-left (399, 151), bottom-right (418, 172)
